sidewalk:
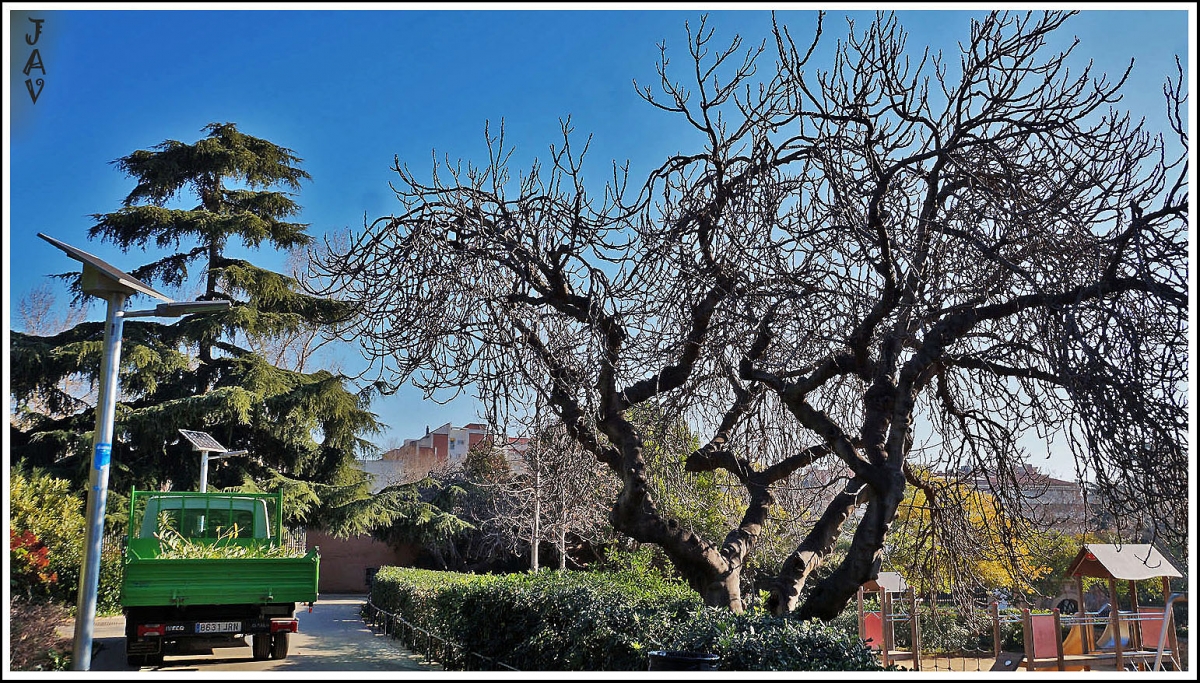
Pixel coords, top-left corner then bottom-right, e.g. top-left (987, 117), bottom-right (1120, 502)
top-left (55, 595), bottom-right (441, 672)
top-left (56, 614), bottom-right (124, 640)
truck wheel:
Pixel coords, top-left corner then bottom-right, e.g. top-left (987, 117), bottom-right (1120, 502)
top-left (271, 632), bottom-right (289, 659)
top-left (252, 633), bottom-right (272, 660)
top-left (126, 653), bottom-right (146, 668)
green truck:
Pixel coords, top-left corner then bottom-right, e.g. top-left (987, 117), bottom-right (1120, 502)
top-left (120, 489), bottom-right (319, 666)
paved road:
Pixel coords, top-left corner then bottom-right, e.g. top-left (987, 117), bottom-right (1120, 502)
top-left (70, 594), bottom-right (441, 672)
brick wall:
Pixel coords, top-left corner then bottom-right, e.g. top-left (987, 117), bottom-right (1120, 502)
top-left (306, 529), bottom-right (420, 593)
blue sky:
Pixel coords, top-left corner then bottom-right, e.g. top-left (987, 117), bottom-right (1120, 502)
top-left (4, 4), bottom-right (1194, 474)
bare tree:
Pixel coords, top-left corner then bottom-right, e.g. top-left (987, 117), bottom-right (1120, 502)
top-left (434, 408), bottom-right (619, 573)
top-left (313, 10), bottom-right (1186, 620)
top-left (721, 11), bottom-right (1188, 619)
top-left (504, 412), bottom-right (618, 571)
top-left (16, 283), bottom-right (89, 338)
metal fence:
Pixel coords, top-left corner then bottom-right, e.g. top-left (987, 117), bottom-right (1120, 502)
top-left (283, 526), bottom-right (307, 554)
top-left (360, 598), bottom-right (519, 671)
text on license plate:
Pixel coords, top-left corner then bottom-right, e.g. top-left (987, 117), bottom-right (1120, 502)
top-left (196, 621), bottom-right (241, 634)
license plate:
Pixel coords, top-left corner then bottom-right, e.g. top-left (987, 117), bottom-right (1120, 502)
top-left (195, 621), bottom-right (241, 634)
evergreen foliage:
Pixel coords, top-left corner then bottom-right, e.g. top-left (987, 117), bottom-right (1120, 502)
top-left (9, 123), bottom-right (385, 534)
top-left (367, 566), bottom-right (885, 671)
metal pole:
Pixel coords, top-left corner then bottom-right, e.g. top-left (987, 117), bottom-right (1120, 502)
top-left (1153, 592), bottom-right (1186, 671)
top-left (71, 292), bottom-right (127, 670)
top-left (200, 450), bottom-right (210, 493)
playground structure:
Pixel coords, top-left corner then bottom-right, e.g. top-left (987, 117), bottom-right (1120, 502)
top-left (989, 544), bottom-right (1185, 672)
top-left (857, 572), bottom-right (922, 670)
top-left (857, 545), bottom-right (1186, 672)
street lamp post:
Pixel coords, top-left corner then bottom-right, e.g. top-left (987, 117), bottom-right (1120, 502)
top-left (38, 234), bottom-right (231, 671)
top-left (178, 429), bottom-right (248, 493)
top-left (199, 450), bottom-right (248, 493)
top-left (199, 449), bottom-right (216, 493)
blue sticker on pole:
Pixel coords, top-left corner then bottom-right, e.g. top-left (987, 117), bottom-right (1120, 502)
top-left (94, 443), bottom-right (112, 469)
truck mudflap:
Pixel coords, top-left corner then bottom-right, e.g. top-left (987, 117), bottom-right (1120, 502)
top-left (126, 633), bottom-right (163, 657)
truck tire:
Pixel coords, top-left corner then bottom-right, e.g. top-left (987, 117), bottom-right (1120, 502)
top-left (127, 653), bottom-right (146, 668)
top-left (271, 632), bottom-right (289, 659)
top-left (252, 633), bottom-right (272, 660)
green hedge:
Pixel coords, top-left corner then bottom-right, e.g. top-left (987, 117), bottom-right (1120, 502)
top-left (367, 567), bottom-right (885, 671)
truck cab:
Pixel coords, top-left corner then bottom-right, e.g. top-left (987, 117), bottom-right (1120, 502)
top-left (136, 493), bottom-right (272, 541)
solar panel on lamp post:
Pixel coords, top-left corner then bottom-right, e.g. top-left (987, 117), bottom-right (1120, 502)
top-left (177, 429), bottom-right (249, 493)
top-left (38, 234), bottom-right (231, 671)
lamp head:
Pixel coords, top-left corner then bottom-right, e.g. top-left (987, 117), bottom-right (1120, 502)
top-left (154, 300), bottom-right (231, 317)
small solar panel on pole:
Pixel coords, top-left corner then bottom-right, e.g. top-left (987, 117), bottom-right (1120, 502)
top-left (178, 429), bottom-right (248, 493)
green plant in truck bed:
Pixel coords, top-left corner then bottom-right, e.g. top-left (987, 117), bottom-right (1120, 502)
top-left (152, 515), bottom-right (302, 560)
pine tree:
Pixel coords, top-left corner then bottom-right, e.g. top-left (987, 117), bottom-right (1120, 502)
top-left (10, 123), bottom-right (382, 528)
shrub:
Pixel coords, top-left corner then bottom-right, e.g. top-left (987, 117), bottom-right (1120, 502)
top-left (11, 528), bottom-right (59, 599)
top-left (827, 598), bottom-right (862, 637)
top-left (97, 540), bottom-right (125, 615)
top-left (9, 470), bottom-right (85, 604)
top-left (996, 608), bottom-right (1026, 652)
top-left (884, 603), bottom-right (994, 655)
top-left (10, 468), bottom-right (125, 615)
top-left (369, 567), bottom-right (697, 670)
top-left (368, 567), bottom-right (885, 671)
top-left (665, 606), bottom-right (886, 671)
top-left (914, 610), bottom-right (975, 654)
top-left (8, 597), bottom-right (72, 671)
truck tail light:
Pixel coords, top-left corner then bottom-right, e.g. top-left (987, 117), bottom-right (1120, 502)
top-left (269, 619), bottom-right (298, 634)
top-left (137, 624), bottom-right (164, 638)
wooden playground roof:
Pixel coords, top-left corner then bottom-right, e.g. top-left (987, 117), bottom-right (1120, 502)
top-left (863, 571), bottom-right (909, 593)
top-left (1065, 543), bottom-right (1182, 580)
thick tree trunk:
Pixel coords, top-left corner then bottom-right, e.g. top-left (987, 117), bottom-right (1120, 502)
top-left (798, 467), bottom-right (906, 621)
top-left (601, 414), bottom-right (745, 610)
top-left (767, 478), bottom-right (866, 615)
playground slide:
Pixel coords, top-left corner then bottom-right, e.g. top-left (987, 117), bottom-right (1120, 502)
top-left (1095, 617), bottom-right (1132, 650)
top-left (1096, 610), bottom-right (1172, 653)
top-left (1061, 625), bottom-right (1085, 671)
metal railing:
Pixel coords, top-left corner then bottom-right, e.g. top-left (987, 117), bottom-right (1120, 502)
top-left (282, 526), bottom-right (307, 555)
top-left (360, 598), bottom-right (520, 671)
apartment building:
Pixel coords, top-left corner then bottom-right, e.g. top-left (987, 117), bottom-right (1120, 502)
top-left (961, 462), bottom-right (1090, 534)
top-left (376, 422), bottom-right (529, 482)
